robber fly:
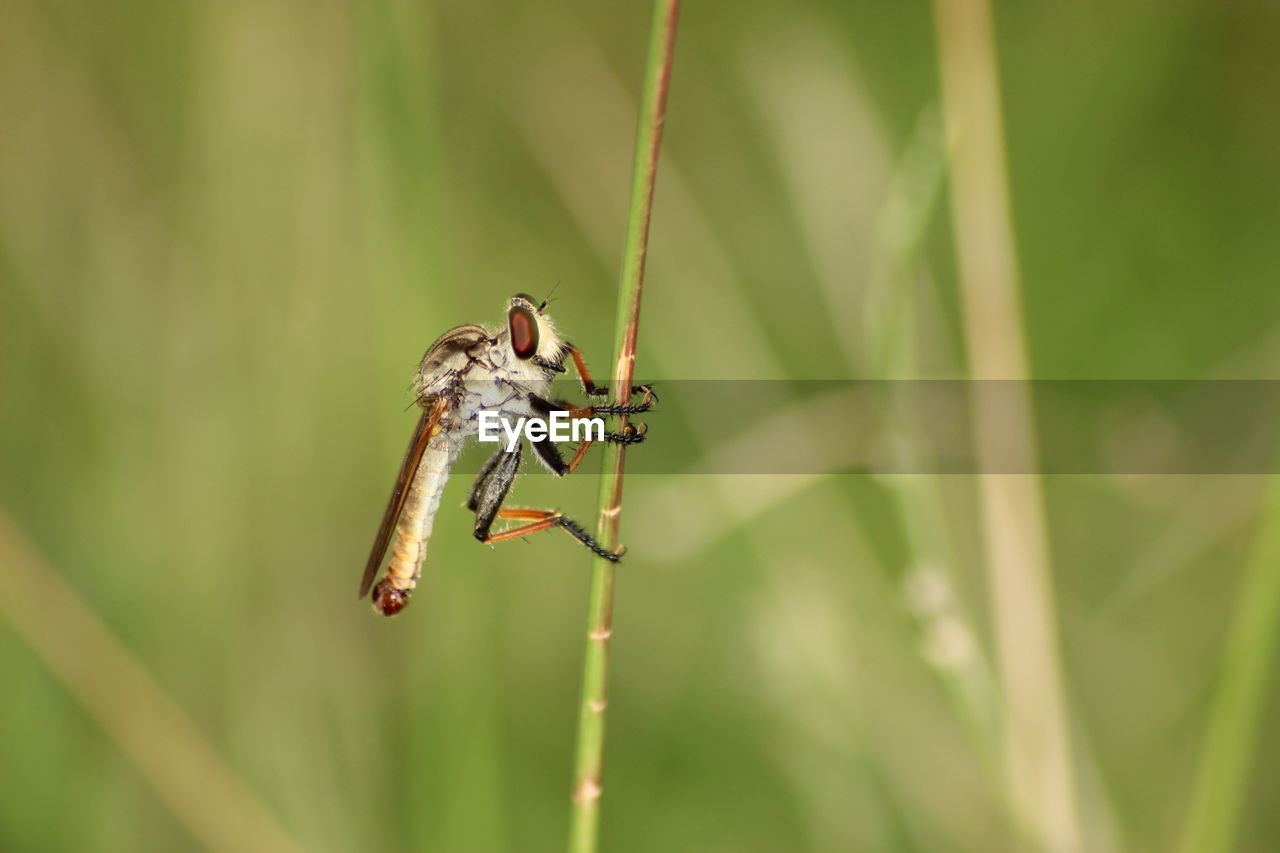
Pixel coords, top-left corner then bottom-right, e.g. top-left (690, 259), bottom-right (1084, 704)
top-left (359, 293), bottom-right (655, 616)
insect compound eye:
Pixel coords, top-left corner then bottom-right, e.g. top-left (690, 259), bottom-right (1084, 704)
top-left (372, 580), bottom-right (410, 616)
top-left (508, 305), bottom-right (540, 360)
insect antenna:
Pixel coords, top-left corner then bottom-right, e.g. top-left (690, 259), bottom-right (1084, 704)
top-left (540, 280), bottom-right (562, 312)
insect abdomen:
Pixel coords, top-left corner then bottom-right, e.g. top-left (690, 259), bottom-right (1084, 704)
top-left (372, 443), bottom-right (457, 615)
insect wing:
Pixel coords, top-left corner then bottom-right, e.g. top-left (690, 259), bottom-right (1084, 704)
top-left (359, 396), bottom-right (451, 598)
top-left (415, 324), bottom-right (491, 400)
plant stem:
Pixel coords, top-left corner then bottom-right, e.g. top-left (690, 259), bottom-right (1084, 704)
top-left (567, 2), bottom-right (679, 851)
top-left (1179, 469), bottom-right (1280, 853)
top-left (931, 0), bottom-right (1081, 849)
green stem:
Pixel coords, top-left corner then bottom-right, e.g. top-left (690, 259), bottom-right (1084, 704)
top-left (567, 2), bottom-right (679, 852)
top-left (1179, 469), bottom-right (1280, 853)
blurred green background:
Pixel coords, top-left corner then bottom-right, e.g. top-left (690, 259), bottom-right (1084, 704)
top-left (4, 1), bottom-right (1280, 851)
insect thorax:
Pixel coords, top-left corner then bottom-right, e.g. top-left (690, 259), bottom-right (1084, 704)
top-left (424, 338), bottom-right (558, 446)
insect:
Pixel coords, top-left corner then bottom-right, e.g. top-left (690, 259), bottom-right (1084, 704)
top-left (359, 293), bottom-right (655, 616)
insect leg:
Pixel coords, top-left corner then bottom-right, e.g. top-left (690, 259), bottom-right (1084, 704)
top-left (466, 447), bottom-right (509, 512)
top-left (529, 393), bottom-right (653, 432)
top-left (564, 343), bottom-right (609, 397)
top-left (560, 424), bottom-right (647, 473)
top-left (528, 394), bottom-right (603, 453)
top-left (560, 346), bottom-right (660, 410)
top-left (602, 423), bottom-right (647, 444)
top-left (471, 444), bottom-right (522, 540)
top-left (566, 439), bottom-right (593, 474)
top-left (529, 431), bottom-right (569, 476)
top-left (585, 385), bottom-right (659, 416)
top-left (524, 404), bottom-right (645, 473)
top-left (483, 508), bottom-right (621, 562)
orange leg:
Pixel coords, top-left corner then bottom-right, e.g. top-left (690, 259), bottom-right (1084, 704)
top-left (482, 508), bottom-right (620, 561)
top-left (482, 518), bottom-right (560, 544)
top-left (566, 439), bottom-right (594, 474)
top-left (495, 508), bottom-right (555, 521)
top-left (562, 423), bottom-right (646, 476)
top-left (567, 345), bottom-right (607, 396)
top-left (565, 345), bottom-right (657, 411)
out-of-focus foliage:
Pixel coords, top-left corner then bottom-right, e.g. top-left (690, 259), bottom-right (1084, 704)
top-left (2, 1), bottom-right (1280, 851)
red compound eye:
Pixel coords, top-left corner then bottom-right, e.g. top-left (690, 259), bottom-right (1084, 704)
top-left (508, 306), bottom-right (540, 360)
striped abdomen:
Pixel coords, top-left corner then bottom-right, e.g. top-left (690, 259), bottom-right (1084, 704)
top-left (371, 440), bottom-right (459, 615)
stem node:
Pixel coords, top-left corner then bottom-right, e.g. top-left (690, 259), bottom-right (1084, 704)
top-left (566, 3), bottom-right (680, 853)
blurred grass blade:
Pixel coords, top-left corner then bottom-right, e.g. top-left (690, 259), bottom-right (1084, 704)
top-left (1179, 471), bottom-right (1280, 853)
top-left (931, 0), bottom-right (1082, 849)
top-left (860, 106), bottom-right (1008, 773)
top-left (0, 512), bottom-right (305, 853)
top-left (568, 2), bottom-right (679, 852)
